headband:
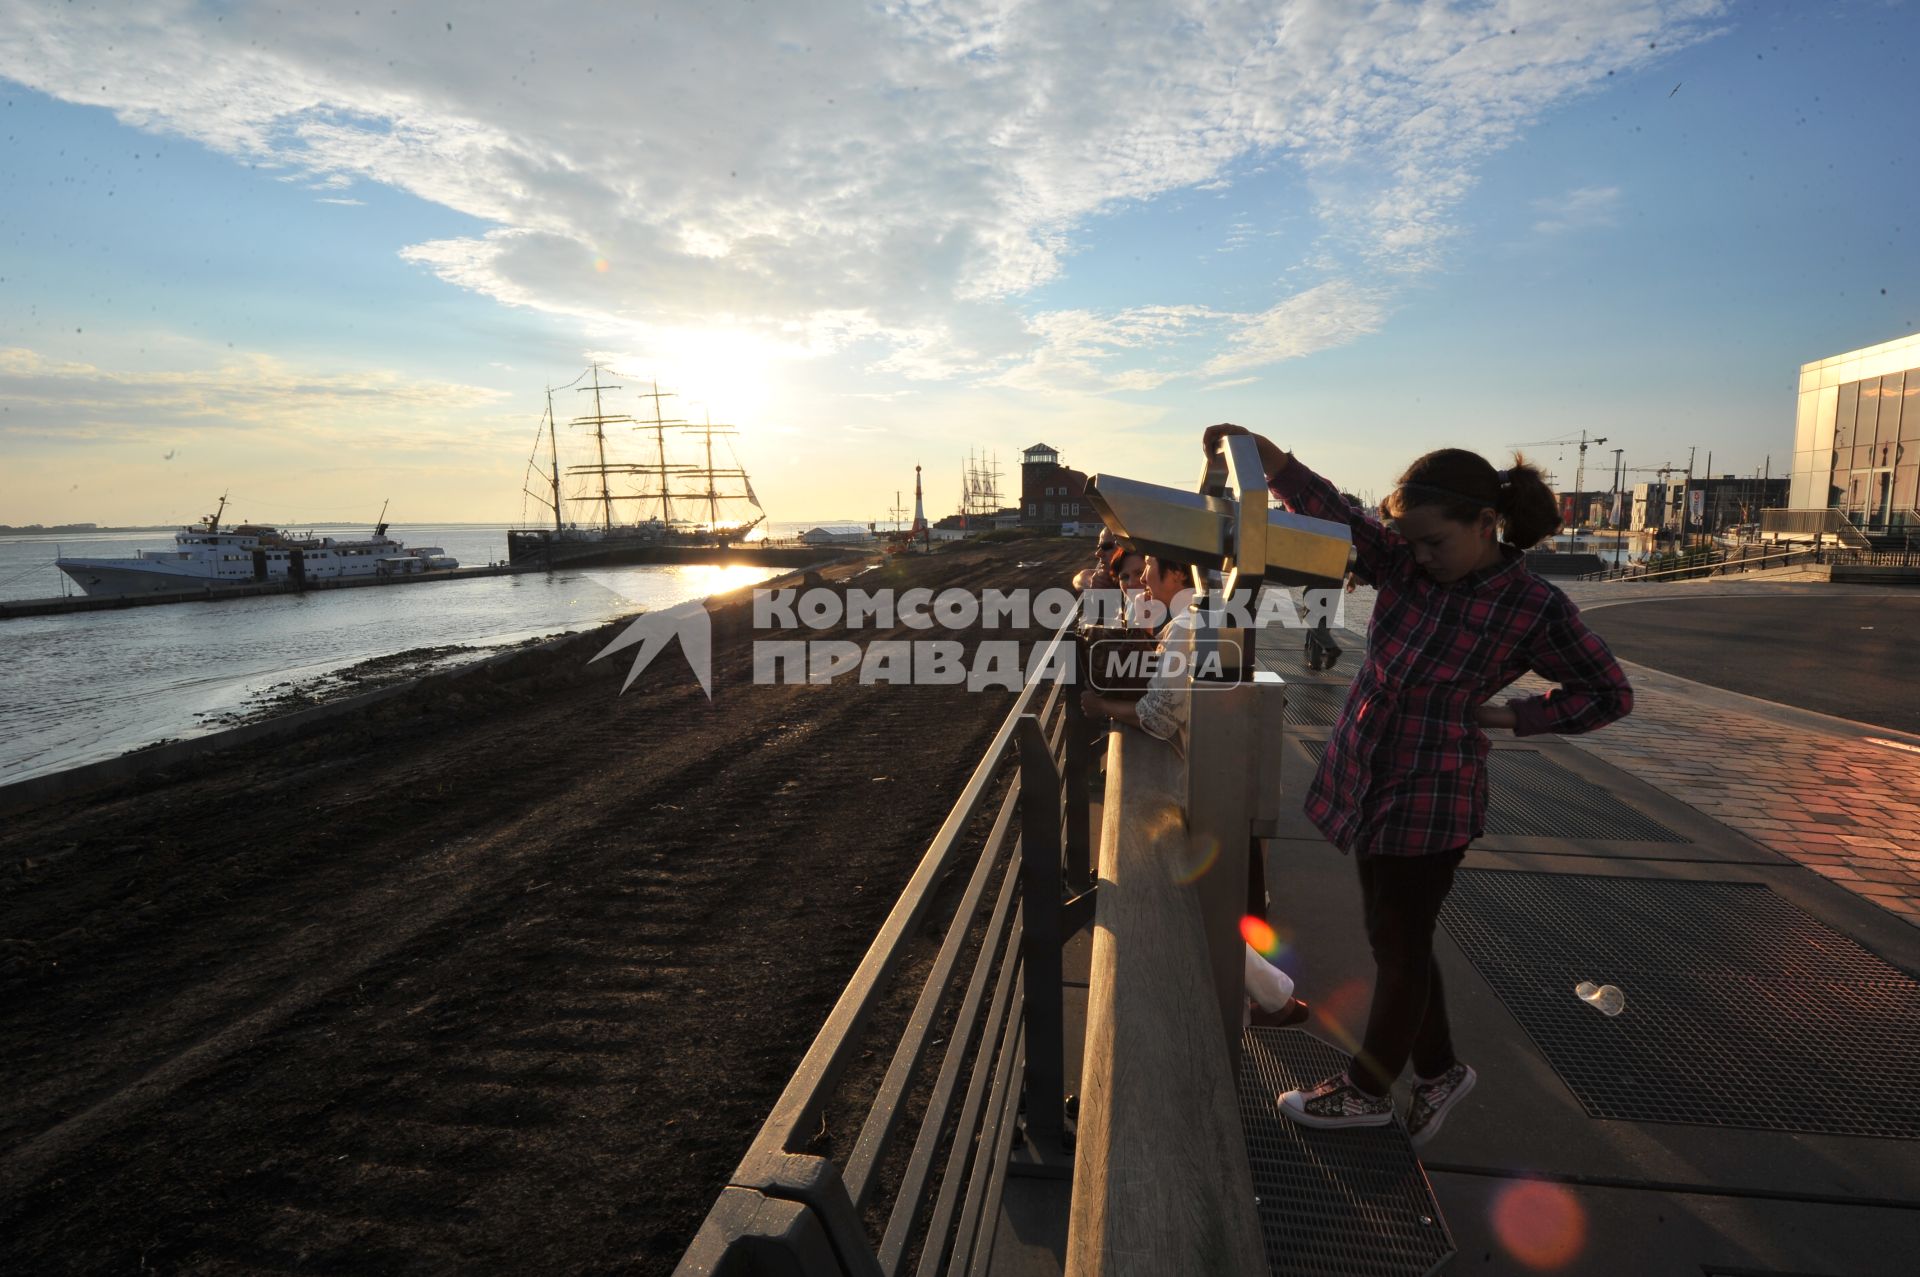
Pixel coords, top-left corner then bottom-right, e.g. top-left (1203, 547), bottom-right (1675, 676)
top-left (1400, 468), bottom-right (1513, 509)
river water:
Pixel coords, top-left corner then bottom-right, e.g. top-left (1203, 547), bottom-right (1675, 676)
top-left (0, 524), bottom-right (819, 784)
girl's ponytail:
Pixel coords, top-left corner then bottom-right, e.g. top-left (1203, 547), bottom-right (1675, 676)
top-left (1495, 454), bottom-right (1561, 549)
top-left (1388, 447), bottom-right (1564, 548)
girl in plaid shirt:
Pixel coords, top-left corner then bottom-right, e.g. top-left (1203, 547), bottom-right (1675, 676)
top-left (1204, 424), bottom-right (1633, 1145)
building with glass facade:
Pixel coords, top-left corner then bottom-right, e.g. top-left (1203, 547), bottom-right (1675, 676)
top-left (1785, 333), bottom-right (1920, 537)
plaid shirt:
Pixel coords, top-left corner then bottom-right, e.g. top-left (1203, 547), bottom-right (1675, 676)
top-left (1271, 459), bottom-right (1632, 857)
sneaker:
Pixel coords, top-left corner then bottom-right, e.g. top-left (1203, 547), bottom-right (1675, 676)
top-left (1278, 1070), bottom-right (1394, 1130)
top-left (1407, 1062), bottom-right (1477, 1148)
top-left (1249, 996), bottom-right (1311, 1029)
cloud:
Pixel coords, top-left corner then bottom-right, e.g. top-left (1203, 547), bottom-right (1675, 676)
top-left (0, 344), bottom-right (510, 449)
top-left (0, 1), bottom-right (1727, 388)
top-left (988, 305), bottom-right (1215, 396)
top-left (1532, 184), bottom-right (1623, 234)
top-left (1204, 280), bottom-right (1391, 376)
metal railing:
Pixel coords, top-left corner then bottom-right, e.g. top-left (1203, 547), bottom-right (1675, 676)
top-left (1759, 507), bottom-right (1875, 548)
top-left (1578, 544), bottom-right (1826, 583)
top-left (1827, 546), bottom-right (1920, 567)
top-left (1580, 542), bottom-right (1920, 583)
top-left (1066, 688), bottom-right (1272, 1276)
top-left (675, 612), bottom-right (1094, 1277)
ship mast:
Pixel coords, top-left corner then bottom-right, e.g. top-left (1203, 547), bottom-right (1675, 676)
top-left (634, 382), bottom-right (689, 523)
top-left (574, 363), bottom-right (635, 532)
top-left (677, 414), bottom-right (762, 542)
top-left (546, 389), bottom-right (562, 533)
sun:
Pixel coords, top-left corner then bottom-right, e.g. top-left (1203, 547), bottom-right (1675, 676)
top-left (628, 328), bottom-right (789, 429)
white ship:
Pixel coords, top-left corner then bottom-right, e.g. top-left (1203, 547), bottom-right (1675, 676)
top-left (55, 497), bottom-right (458, 596)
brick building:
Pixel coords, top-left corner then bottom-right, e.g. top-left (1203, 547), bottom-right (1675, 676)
top-left (1019, 443), bottom-right (1091, 527)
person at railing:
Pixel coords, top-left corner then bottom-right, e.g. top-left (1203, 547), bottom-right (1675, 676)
top-left (1074, 539), bottom-right (1147, 623)
top-left (1072, 527), bottom-right (1121, 591)
top-left (1305, 494), bottom-right (1363, 671)
top-left (1204, 424), bottom-right (1632, 1147)
top-left (1078, 553), bottom-right (1311, 1030)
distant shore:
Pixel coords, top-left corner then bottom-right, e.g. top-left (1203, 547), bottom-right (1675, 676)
top-left (0, 525), bottom-right (178, 536)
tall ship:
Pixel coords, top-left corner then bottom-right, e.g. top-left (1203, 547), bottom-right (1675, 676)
top-left (508, 365), bottom-right (768, 568)
top-left (55, 497), bottom-right (457, 596)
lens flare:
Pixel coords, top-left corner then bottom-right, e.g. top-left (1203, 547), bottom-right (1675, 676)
top-left (594, 256), bottom-right (611, 273)
top-left (1173, 832), bottom-right (1220, 885)
top-left (1240, 915), bottom-right (1278, 957)
top-left (1312, 977), bottom-right (1372, 1053)
top-left (1490, 1180), bottom-right (1587, 1270)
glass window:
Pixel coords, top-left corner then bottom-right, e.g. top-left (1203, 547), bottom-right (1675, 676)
top-left (1860, 376), bottom-right (1889, 450)
top-left (1795, 390), bottom-right (1818, 452)
top-left (1894, 464), bottom-right (1918, 518)
top-left (1881, 371), bottom-right (1906, 447)
top-left (1833, 382), bottom-right (1858, 453)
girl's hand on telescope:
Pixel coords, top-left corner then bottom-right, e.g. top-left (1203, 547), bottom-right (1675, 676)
top-left (1201, 423), bottom-right (1291, 483)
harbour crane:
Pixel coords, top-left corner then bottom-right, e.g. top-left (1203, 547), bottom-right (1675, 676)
top-left (1507, 431), bottom-right (1608, 523)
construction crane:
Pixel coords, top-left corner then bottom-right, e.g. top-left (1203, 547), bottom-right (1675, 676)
top-left (1508, 430), bottom-right (1608, 523)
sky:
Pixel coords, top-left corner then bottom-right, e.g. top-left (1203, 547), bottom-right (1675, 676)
top-left (2, 0), bottom-right (1917, 528)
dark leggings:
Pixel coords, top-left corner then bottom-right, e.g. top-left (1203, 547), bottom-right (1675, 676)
top-left (1248, 836), bottom-right (1269, 923)
top-left (1351, 848), bottom-right (1465, 1096)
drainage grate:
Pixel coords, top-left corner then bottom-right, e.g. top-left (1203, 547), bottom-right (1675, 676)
top-left (1240, 1029), bottom-right (1455, 1276)
top-left (1441, 870), bottom-right (1920, 1138)
top-left (1302, 744), bottom-right (1688, 842)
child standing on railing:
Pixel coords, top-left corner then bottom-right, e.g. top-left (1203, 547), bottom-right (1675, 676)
top-left (1202, 424), bottom-right (1632, 1147)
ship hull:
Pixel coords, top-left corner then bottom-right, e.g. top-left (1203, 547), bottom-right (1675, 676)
top-left (56, 555), bottom-right (455, 597)
top-left (55, 560), bottom-right (253, 596)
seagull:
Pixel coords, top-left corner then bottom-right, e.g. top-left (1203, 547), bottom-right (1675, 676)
top-left (1669, 82), bottom-right (1683, 98)
top-left (163, 449), bottom-right (176, 460)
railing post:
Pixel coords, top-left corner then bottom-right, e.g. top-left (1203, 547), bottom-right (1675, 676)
top-left (1185, 678), bottom-right (1258, 1073)
top-left (1017, 715), bottom-right (1068, 1153)
top-left (1061, 665), bottom-right (1093, 892)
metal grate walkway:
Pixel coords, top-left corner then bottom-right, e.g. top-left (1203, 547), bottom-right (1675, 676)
top-left (1441, 869), bottom-right (1920, 1138)
top-left (1302, 743), bottom-right (1689, 842)
top-left (1239, 1029), bottom-right (1455, 1277)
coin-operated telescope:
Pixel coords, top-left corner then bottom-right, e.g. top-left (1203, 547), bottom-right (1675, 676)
top-left (1084, 433), bottom-right (1352, 679)
top-left (1082, 434), bottom-right (1353, 1063)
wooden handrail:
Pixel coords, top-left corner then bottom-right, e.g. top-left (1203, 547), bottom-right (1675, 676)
top-left (1067, 727), bottom-right (1267, 1276)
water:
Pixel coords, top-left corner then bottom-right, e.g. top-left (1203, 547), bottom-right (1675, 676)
top-left (0, 524), bottom-right (816, 784)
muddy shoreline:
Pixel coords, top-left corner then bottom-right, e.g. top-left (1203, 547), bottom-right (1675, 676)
top-left (0, 541), bottom-right (1085, 1274)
